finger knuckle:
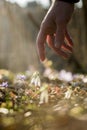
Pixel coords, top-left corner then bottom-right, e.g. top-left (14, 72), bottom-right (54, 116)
top-left (41, 21), bottom-right (51, 33)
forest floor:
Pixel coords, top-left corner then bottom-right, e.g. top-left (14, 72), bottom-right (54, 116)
top-left (0, 68), bottom-right (87, 130)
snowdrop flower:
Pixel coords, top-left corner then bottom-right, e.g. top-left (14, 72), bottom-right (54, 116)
top-left (30, 71), bottom-right (41, 87)
top-left (64, 86), bottom-right (73, 99)
top-left (39, 83), bottom-right (48, 104)
top-left (0, 81), bottom-right (8, 87)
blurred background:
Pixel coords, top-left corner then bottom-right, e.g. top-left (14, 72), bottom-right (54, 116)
top-left (0, 0), bottom-right (87, 73)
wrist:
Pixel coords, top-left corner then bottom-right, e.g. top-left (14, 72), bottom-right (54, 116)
top-left (55, 0), bottom-right (80, 4)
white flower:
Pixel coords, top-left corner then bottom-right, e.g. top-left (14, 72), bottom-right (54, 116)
top-left (30, 71), bottom-right (41, 87)
top-left (34, 76), bottom-right (41, 86)
top-left (64, 87), bottom-right (72, 99)
top-left (39, 84), bottom-right (48, 104)
top-left (59, 70), bottom-right (73, 82)
top-left (82, 76), bottom-right (87, 83)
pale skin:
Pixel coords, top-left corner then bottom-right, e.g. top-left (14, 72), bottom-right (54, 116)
top-left (36, 0), bottom-right (74, 61)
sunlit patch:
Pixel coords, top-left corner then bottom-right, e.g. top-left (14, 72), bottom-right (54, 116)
top-left (82, 76), bottom-right (87, 83)
top-left (5, 0), bottom-right (50, 8)
top-left (24, 111), bottom-right (32, 117)
top-left (0, 108), bottom-right (9, 114)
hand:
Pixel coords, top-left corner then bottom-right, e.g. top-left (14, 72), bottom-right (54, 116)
top-left (36, 1), bottom-right (74, 61)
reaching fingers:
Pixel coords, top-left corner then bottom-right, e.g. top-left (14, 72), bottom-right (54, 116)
top-left (36, 29), bottom-right (47, 62)
top-left (47, 35), bottom-right (69, 59)
top-left (61, 43), bottom-right (73, 53)
top-left (54, 27), bottom-right (73, 53)
top-left (65, 29), bottom-right (74, 48)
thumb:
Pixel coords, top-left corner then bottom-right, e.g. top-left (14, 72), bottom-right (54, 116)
top-left (55, 26), bottom-right (65, 49)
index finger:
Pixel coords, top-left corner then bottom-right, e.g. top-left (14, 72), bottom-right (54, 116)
top-left (36, 29), bottom-right (47, 62)
top-left (47, 35), bottom-right (69, 59)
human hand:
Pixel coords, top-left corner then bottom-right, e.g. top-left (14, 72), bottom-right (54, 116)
top-left (36, 1), bottom-right (74, 62)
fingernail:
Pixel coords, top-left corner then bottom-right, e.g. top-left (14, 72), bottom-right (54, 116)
top-left (40, 56), bottom-right (45, 62)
